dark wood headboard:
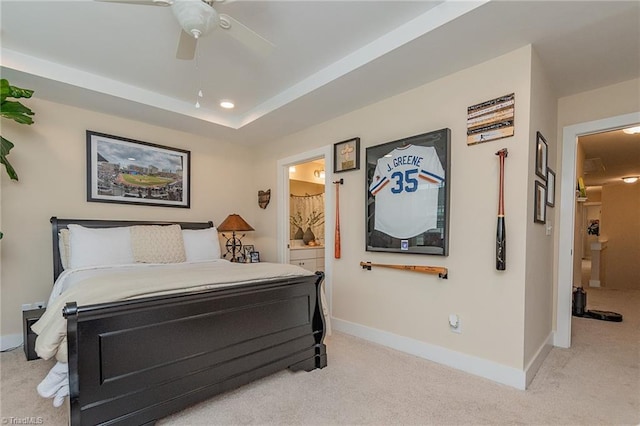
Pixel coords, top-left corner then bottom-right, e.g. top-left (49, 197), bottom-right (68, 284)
top-left (50, 217), bottom-right (214, 282)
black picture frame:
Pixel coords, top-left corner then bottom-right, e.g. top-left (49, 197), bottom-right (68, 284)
top-left (243, 245), bottom-right (255, 262)
top-left (250, 251), bottom-right (260, 263)
top-left (546, 168), bottom-right (556, 207)
top-left (535, 131), bottom-right (548, 181)
top-left (365, 128), bottom-right (451, 256)
top-left (534, 180), bottom-right (547, 224)
top-left (333, 137), bottom-right (360, 173)
top-left (86, 131), bottom-right (190, 208)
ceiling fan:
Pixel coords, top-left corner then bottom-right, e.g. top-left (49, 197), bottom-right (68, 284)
top-left (97, 0), bottom-right (274, 60)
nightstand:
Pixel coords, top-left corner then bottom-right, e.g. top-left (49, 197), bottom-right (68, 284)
top-left (23, 308), bottom-right (45, 361)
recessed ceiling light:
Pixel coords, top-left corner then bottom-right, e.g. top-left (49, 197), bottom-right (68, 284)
top-left (220, 101), bottom-right (235, 109)
top-left (622, 126), bottom-right (640, 134)
top-left (622, 176), bottom-right (639, 184)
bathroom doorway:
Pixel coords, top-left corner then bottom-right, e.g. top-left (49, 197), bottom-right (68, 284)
top-left (288, 159), bottom-right (326, 272)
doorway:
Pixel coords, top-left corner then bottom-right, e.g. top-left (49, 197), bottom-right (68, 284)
top-left (289, 159), bottom-right (326, 271)
top-left (276, 145), bottom-right (334, 319)
top-left (556, 111), bottom-right (640, 348)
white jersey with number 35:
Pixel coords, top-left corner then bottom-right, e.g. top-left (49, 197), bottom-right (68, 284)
top-left (369, 145), bottom-right (444, 238)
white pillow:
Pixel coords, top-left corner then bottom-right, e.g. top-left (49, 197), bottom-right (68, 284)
top-left (182, 228), bottom-right (221, 262)
top-left (67, 224), bottom-right (134, 269)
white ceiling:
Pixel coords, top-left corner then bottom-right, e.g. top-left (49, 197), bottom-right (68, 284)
top-left (580, 129), bottom-right (640, 187)
top-left (1, 0), bottom-right (639, 152)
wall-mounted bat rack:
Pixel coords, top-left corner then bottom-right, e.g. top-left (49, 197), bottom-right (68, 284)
top-left (360, 261), bottom-right (448, 279)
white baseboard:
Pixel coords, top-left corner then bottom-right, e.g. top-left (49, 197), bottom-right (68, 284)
top-left (332, 317), bottom-right (527, 390)
top-left (524, 331), bottom-right (553, 388)
top-left (0, 333), bottom-right (23, 352)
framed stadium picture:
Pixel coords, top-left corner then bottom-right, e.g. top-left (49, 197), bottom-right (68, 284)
top-left (365, 128), bottom-right (451, 256)
top-left (86, 131), bottom-right (190, 208)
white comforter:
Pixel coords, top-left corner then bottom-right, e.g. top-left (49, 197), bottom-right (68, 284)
top-left (32, 260), bottom-right (314, 362)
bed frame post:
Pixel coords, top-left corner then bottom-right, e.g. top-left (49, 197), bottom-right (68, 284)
top-left (289, 271), bottom-right (327, 372)
top-left (313, 271), bottom-right (327, 369)
top-left (63, 302), bottom-right (81, 426)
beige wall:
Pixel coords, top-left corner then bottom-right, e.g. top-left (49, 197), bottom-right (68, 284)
top-left (289, 180), bottom-right (325, 196)
top-left (523, 48), bottom-right (557, 366)
top-left (573, 143), bottom-right (587, 284)
top-left (557, 78), bottom-right (640, 129)
top-left (252, 46), bottom-right (538, 370)
top-left (288, 161), bottom-right (326, 187)
top-left (600, 182), bottom-right (640, 289)
top-left (1, 98), bottom-right (255, 338)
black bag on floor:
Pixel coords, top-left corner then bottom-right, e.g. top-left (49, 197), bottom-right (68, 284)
top-left (585, 310), bottom-right (623, 322)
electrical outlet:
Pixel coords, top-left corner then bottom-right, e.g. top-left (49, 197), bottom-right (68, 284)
top-left (449, 314), bottom-right (462, 334)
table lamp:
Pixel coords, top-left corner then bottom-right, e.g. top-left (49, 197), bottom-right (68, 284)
top-left (217, 214), bottom-right (254, 262)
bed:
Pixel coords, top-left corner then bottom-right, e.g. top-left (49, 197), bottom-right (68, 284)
top-left (41, 217), bottom-right (327, 425)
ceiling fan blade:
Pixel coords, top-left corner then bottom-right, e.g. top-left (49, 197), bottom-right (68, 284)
top-left (95, 0), bottom-right (172, 5)
top-left (176, 30), bottom-right (197, 60)
top-left (218, 14), bottom-right (274, 57)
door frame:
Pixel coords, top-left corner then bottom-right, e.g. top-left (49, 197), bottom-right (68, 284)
top-left (277, 145), bottom-right (334, 315)
top-left (555, 111), bottom-right (640, 348)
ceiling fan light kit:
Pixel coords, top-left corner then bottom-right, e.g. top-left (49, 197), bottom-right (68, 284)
top-left (172, 0), bottom-right (219, 39)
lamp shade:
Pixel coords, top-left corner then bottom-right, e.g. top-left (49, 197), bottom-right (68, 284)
top-left (217, 214), bottom-right (254, 232)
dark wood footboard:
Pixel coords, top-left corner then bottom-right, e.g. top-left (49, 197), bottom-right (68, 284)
top-left (63, 272), bottom-right (326, 426)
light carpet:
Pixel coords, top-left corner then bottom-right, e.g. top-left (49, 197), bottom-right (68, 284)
top-left (1, 288), bottom-right (638, 425)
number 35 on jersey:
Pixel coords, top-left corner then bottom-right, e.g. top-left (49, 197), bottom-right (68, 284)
top-left (369, 144), bottom-right (445, 239)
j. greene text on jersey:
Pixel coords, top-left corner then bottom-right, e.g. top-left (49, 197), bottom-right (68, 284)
top-left (386, 154), bottom-right (423, 171)
top-left (369, 145), bottom-right (445, 239)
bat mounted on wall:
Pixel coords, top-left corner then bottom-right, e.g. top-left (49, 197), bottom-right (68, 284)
top-left (360, 261), bottom-right (448, 279)
top-left (496, 148), bottom-right (508, 270)
top-left (334, 178), bottom-right (343, 259)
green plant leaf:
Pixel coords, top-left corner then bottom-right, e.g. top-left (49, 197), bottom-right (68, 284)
top-left (0, 136), bottom-right (18, 181)
top-left (0, 100), bottom-right (35, 125)
top-left (0, 79), bottom-right (33, 102)
top-left (1, 79), bottom-right (34, 181)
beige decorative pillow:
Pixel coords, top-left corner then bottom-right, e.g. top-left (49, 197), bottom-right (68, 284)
top-left (130, 225), bottom-right (186, 264)
top-left (59, 229), bottom-right (71, 270)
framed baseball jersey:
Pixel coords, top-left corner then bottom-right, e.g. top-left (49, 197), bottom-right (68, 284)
top-left (365, 128), bottom-right (450, 255)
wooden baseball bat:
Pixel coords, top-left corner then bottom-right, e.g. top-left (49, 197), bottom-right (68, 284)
top-left (496, 148), bottom-right (508, 270)
top-left (334, 179), bottom-right (343, 259)
top-left (360, 261), bottom-right (448, 279)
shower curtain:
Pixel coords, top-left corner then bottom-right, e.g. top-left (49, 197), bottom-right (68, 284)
top-left (290, 193), bottom-right (325, 243)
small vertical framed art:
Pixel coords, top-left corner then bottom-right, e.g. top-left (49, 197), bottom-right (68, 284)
top-left (535, 131), bottom-right (548, 181)
top-left (334, 137), bottom-right (360, 173)
top-left (546, 168), bottom-right (556, 207)
top-left (534, 181), bottom-right (547, 224)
